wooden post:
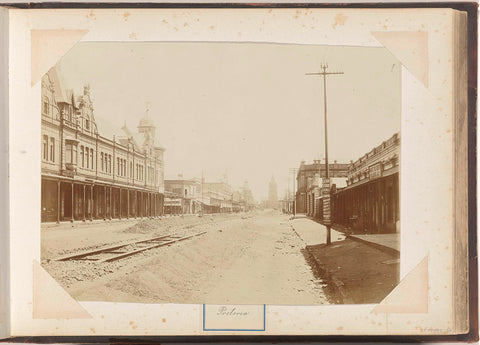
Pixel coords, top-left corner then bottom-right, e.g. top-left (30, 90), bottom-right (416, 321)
top-left (83, 184), bottom-right (86, 221)
top-left (95, 186), bottom-right (99, 219)
top-left (56, 181), bottom-right (61, 223)
top-left (104, 186), bottom-right (107, 220)
top-left (90, 185), bottom-right (93, 221)
top-left (127, 189), bottom-right (130, 219)
top-left (119, 188), bottom-right (122, 220)
top-left (109, 187), bottom-right (112, 220)
top-left (135, 191), bottom-right (137, 218)
top-left (71, 182), bottom-right (75, 222)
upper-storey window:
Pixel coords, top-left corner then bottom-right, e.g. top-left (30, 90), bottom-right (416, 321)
top-left (42, 135), bottom-right (48, 161)
top-left (135, 164), bottom-right (144, 181)
top-left (42, 99), bottom-right (49, 116)
top-left (86, 118), bottom-right (90, 131)
top-left (42, 135), bottom-right (56, 163)
top-left (65, 141), bottom-right (77, 166)
top-left (80, 146), bottom-right (84, 167)
top-left (49, 138), bottom-right (55, 163)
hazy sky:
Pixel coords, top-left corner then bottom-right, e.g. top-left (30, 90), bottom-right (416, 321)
top-left (57, 42), bottom-right (400, 201)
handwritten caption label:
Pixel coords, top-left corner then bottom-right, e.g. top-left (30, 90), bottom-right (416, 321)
top-left (203, 304), bottom-right (265, 331)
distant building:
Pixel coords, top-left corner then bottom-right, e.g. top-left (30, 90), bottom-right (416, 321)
top-left (203, 181), bottom-right (234, 213)
top-left (296, 160), bottom-right (349, 215)
top-left (267, 175), bottom-right (279, 209)
top-left (164, 175), bottom-right (202, 215)
top-left (41, 67), bottom-right (165, 222)
top-left (164, 175), bottom-right (251, 215)
top-left (232, 180), bottom-right (256, 212)
top-left (240, 180), bottom-right (256, 211)
top-left (232, 190), bottom-right (243, 212)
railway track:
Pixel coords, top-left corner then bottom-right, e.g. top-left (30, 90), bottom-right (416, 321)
top-left (54, 232), bottom-right (207, 263)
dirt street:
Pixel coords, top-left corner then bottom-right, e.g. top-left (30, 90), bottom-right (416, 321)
top-left (42, 211), bottom-right (329, 305)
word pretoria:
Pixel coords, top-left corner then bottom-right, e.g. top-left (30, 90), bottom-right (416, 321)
top-left (217, 306), bottom-right (249, 317)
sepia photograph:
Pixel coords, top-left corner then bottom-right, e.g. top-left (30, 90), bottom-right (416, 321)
top-left (40, 42), bottom-right (401, 305)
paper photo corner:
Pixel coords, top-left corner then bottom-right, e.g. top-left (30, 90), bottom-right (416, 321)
top-left (31, 29), bottom-right (89, 87)
top-left (371, 31), bottom-right (428, 89)
top-left (33, 260), bottom-right (92, 319)
top-left (372, 255), bottom-right (428, 314)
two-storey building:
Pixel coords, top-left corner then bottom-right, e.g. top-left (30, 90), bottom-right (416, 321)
top-left (164, 176), bottom-right (202, 215)
top-left (202, 182), bottom-right (234, 213)
top-left (41, 67), bottom-right (165, 222)
top-left (295, 160), bottom-right (349, 215)
top-left (331, 132), bottom-right (400, 233)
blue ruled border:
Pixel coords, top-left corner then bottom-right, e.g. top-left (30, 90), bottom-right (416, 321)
top-left (202, 304), bottom-right (266, 331)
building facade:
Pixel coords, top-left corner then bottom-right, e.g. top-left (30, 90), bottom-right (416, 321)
top-left (331, 132), bottom-right (400, 233)
top-left (164, 176), bottom-right (202, 215)
top-left (295, 160), bottom-right (349, 215)
top-left (202, 182), bottom-right (234, 213)
top-left (164, 176), bottom-right (252, 215)
top-left (240, 180), bottom-right (256, 211)
top-left (232, 180), bottom-right (256, 212)
top-left (41, 67), bottom-right (165, 223)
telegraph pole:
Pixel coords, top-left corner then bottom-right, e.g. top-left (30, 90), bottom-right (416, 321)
top-left (306, 63), bottom-right (344, 245)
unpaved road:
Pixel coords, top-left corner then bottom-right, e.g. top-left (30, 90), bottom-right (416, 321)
top-left (42, 211), bottom-right (329, 305)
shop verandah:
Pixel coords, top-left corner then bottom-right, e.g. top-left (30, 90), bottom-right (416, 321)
top-left (41, 177), bottom-right (164, 223)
